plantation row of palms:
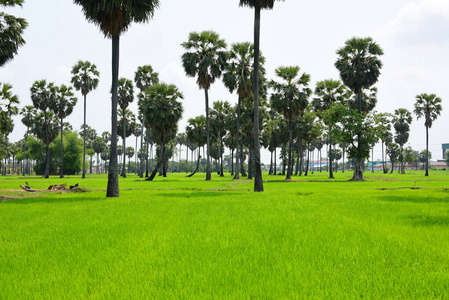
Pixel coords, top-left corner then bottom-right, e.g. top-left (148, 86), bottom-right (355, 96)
top-left (0, 0), bottom-right (444, 195)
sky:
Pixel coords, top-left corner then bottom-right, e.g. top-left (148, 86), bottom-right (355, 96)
top-left (1, 0), bottom-right (449, 163)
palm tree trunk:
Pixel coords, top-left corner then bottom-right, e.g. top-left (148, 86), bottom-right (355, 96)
top-left (121, 116), bottom-right (127, 178)
top-left (82, 94), bottom-right (87, 179)
top-left (231, 149), bottom-right (234, 175)
top-left (219, 136), bottom-right (224, 177)
top-left (44, 111), bottom-right (50, 178)
top-left (106, 35), bottom-right (120, 197)
top-left (234, 95), bottom-right (241, 179)
top-left (352, 92), bottom-right (364, 180)
top-left (59, 118), bottom-right (64, 178)
top-left (186, 152), bottom-right (201, 177)
top-left (425, 126), bottom-right (429, 176)
top-left (329, 143), bottom-right (334, 179)
top-left (204, 89), bottom-right (212, 181)
top-left (286, 122), bottom-right (293, 180)
top-left (97, 153), bottom-right (100, 174)
top-left (253, 5), bottom-right (263, 192)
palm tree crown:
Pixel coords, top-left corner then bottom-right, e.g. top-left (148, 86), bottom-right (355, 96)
top-left (181, 31), bottom-right (228, 90)
top-left (239, 0), bottom-right (283, 9)
top-left (414, 93), bottom-right (443, 129)
top-left (335, 37), bottom-right (383, 95)
top-left (73, 0), bottom-right (160, 38)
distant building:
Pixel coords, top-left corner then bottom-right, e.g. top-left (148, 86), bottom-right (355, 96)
top-left (443, 143), bottom-right (449, 158)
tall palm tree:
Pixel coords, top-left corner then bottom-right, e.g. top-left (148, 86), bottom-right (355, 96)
top-left (413, 93), bottom-right (443, 176)
top-left (393, 108), bottom-right (412, 174)
top-left (239, 0), bottom-right (283, 191)
top-left (312, 79), bottom-right (347, 179)
top-left (335, 37), bottom-right (383, 181)
top-left (71, 60), bottom-right (100, 179)
top-left (74, 0), bottom-right (160, 197)
top-left (20, 105), bottom-right (36, 175)
top-left (223, 42), bottom-right (255, 179)
top-left (30, 80), bottom-right (56, 178)
top-left (51, 84), bottom-right (78, 178)
top-left (0, 0), bottom-right (28, 67)
top-left (186, 116), bottom-right (207, 177)
top-left (270, 66), bottom-right (311, 180)
top-left (141, 83), bottom-right (183, 181)
top-left (117, 78), bottom-right (134, 177)
top-left (135, 65), bottom-right (159, 177)
top-left (210, 100), bottom-right (231, 177)
top-left (181, 30), bottom-right (228, 181)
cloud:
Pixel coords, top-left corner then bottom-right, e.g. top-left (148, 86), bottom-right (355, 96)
top-left (380, 0), bottom-right (449, 45)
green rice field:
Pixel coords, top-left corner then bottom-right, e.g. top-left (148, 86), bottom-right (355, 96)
top-left (1, 171), bottom-right (448, 299)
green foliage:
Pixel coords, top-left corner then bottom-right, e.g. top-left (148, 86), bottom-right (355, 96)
top-left (51, 131), bottom-right (83, 175)
top-left (445, 151), bottom-right (449, 167)
top-left (0, 0), bottom-right (28, 66)
top-left (181, 31), bottom-right (228, 90)
top-left (73, 0), bottom-right (160, 38)
top-left (0, 83), bottom-right (19, 135)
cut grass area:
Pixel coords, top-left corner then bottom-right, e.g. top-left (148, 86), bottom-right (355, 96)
top-left (1, 171), bottom-right (449, 298)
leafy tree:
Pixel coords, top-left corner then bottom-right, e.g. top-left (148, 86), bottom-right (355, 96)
top-left (125, 146), bottom-right (134, 173)
top-left (223, 42), bottom-right (254, 179)
top-left (181, 30), bottom-right (227, 181)
top-left (30, 80), bottom-right (57, 178)
top-left (141, 83), bottom-right (183, 181)
top-left (270, 66), bottom-right (311, 179)
top-left (30, 111), bottom-right (60, 176)
top-left (186, 116), bottom-right (207, 177)
top-left (313, 79), bottom-right (347, 178)
top-left (403, 146), bottom-right (419, 170)
top-left (74, 0), bottom-right (160, 197)
top-left (387, 142), bottom-right (399, 173)
top-left (239, 0), bottom-right (284, 191)
top-left (413, 93), bottom-right (443, 176)
top-left (92, 136), bottom-right (106, 174)
top-left (393, 108), bottom-right (412, 174)
top-left (0, 0), bottom-right (28, 66)
top-left (51, 84), bottom-right (77, 178)
top-left (0, 83), bottom-right (19, 135)
top-left (335, 37), bottom-right (383, 180)
top-left (117, 78), bottom-right (134, 177)
top-left (135, 65), bottom-right (159, 178)
top-left (71, 60), bottom-right (100, 179)
top-left (51, 131), bottom-right (83, 175)
top-left (20, 105), bottom-right (36, 175)
top-left (210, 100), bottom-right (231, 177)
top-left (418, 150), bottom-right (432, 170)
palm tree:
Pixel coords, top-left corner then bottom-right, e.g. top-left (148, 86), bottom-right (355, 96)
top-left (20, 105), bottom-right (36, 175)
top-left (71, 60), bottom-right (100, 179)
top-left (92, 136), bottom-right (106, 174)
top-left (0, 0), bottom-right (28, 67)
top-left (393, 108), bottom-right (412, 174)
top-left (117, 78), bottom-right (134, 177)
top-left (223, 42), bottom-right (254, 179)
top-left (135, 65), bottom-right (159, 177)
top-left (270, 66), bottom-right (311, 180)
top-left (239, 0), bottom-right (283, 191)
top-left (51, 84), bottom-right (78, 178)
top-left (186, 116), bottom-right (207, 177)
top-left (30, 80), bottom-right (56, 178)
top-left (210, 101), bottom-right (231, 177)
top-left (141, 83), bottom-right (183, 181)
top-left (0, 83), bottom-right (19, 135)
top-left (74, 0), bottom-right (160, 197)
top-left (413, 93), bottom-right (443, 176)
top-left (125, 146), bottom-right (135, 174)
top-left (335, 37), bottom-right (383, 181)
top-left (181, 30), bottom-right (228, 181)
top-left (312, 79), bottom-right (347, 179)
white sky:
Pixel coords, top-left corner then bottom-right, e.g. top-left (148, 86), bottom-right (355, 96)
top-left (1, 0), bottom-right (449, 163)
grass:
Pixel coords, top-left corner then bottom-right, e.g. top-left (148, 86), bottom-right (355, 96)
top-left (1, 170), bottom-right (449, 298)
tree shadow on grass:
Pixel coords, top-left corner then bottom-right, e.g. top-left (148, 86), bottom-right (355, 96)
top-left (376, 190), bottom-right (449, 204)
top-left (405, 215), bottom-right (449, 227)
top-left (155, 191), bottom-right (243, 199)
